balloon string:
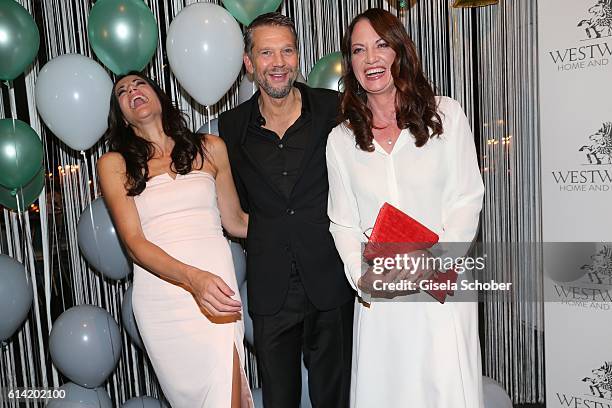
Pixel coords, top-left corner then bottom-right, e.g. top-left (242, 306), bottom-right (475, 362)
top-left (206, 105), bottom-right (211, 134)
top-left (14, 186), bottom-right (31, 286)
top-left (8, 79), bottom-right (30, 283)
top-left (8, 82), bottom-right (20, 209)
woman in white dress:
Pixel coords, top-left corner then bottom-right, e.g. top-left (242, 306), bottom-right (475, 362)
top-left (98, 73), bottom-right (253, 407)
top-left (326, 9), bottom-right (485, 408)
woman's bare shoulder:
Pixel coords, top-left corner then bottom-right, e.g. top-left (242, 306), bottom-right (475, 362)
top-left (97, 152), bottom-right (126, 175)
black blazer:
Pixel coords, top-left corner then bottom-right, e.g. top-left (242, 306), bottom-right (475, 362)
top-left (219, 82), bottom-right (354, 315)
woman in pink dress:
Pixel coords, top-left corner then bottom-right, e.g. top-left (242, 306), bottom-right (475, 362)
top-left (98, 72), bottom-right (253, 407)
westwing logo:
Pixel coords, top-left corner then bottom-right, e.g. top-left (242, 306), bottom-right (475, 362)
top-left (583, 361), bottom-right (612, 400)
top-left (555, 361), bottom-right (612, 407)
top-left (579, 122), bottom-right (612, 165)
top-left (550, 122), bottom-right (612, 192)
top-left (578, 0), bottom-right (612, 39)
top-left (548, 1), bottom-right (612, 71)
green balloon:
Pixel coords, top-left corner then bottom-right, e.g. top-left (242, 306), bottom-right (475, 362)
top-left (307, 52), bottom-right (344, 92)
top-left (0, 0), bottom-right (40, 81)
top-left (0, 119), bottom-right (43, 189)
top-left (0, 167), bottom-right (44, 212)
top-left (221, 0), bottom-right (283, 26)
top-left (88, 0), bottom-right (158, 75)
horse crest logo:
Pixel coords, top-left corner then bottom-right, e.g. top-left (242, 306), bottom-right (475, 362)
top-left (579, 122), bottom-right (612, 165)
top-left (582, 361), bottom-right (612, 400)
top-left (578, 0), bottom-right (612, 39)
top-left (580, 245), bottom-right (612, 285)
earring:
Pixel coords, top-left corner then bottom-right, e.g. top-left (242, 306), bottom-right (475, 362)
top-left (356, 82), bottom-right (364, 95)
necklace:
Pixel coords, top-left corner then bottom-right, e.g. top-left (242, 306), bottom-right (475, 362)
top-left (373, 118), bottom-right (398, 146)
top-left (374, 129), bottom-right (396, 146)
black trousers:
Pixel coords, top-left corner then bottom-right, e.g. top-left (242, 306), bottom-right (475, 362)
top-left (252, 262), bottom-right (354, 408)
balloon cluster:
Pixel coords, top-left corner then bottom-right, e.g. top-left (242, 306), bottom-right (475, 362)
top-left (47, 304), bottom-right (167, 406)
top-left (34, 0), bottom-right (157, 152)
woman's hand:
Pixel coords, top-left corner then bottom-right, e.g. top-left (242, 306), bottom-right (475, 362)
top-left (358, 249), bottom-right (437, 298)
top-left (185, 267), bottom-right (242, 317)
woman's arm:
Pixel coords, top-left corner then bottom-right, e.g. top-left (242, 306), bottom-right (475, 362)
top-left (326, 135), bottom-right (367, 297)
top-left (205, 135), bottom-right (249, 238)
top-left (97, 152), bottom-right (241, 316)
top-left (438, 100), bottom-right (484, 243)
top-left (430, 99), bottom-right (485, 261)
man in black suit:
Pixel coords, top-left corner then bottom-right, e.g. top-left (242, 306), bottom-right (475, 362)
top-left (218, 12), bottom-right (354, 408)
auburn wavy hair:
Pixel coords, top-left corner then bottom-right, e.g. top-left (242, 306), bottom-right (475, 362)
top-left (104, 72), bottom-right (205, 196)
top-left (339, 8), bottom-right (443, 151)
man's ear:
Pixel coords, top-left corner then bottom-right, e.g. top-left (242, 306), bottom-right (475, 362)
top-left (243, 53), bottom-right (255, 75)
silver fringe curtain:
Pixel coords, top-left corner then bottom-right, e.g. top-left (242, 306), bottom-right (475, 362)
top-left (476, 1), bottom-right (543, 404)
top-left (0, 0), bottom-right (543, 406)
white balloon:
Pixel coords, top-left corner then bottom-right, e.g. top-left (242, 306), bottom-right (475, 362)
top-left (35, 54), bottom-right (112, 151)
top-left (167, 3), bottom-right (244, 106)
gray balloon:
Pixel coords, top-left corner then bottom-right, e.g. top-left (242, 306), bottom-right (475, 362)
top-left (46, 382), bottom-right (112, 408)
top-left (77, 198), bottom-right (132, 280)
top-left (301, 356), bottom-right (312, 408)
top-left (0, 255), bottom-right (33, 341)
top-left (196, 118), bottom-right (219, 135)
top-left (238, 74), bottom-right (259, 105)
top-left (121, 286), bottom-right (143, 348)
top-left (229, 240), bottom-right (246, 287)
top-left (121, 396), bottom-right (168, 408)
top-left (49, 305), bottom-right (122, 388)
top-left (482, 376), bottom-right (512, 408)
top-left (239, 282), bottom-right (254, 346)
top-left (46, 403), bottom-right (98, 408)
top-left (251, 388), bottom-right (263, 408)
top-left (238, 72), bottom-right (306, 104)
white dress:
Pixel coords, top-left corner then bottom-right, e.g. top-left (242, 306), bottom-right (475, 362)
top-left (132, 171), bottom-right (253, 407)
top-left (326, 97), bottom-right (485, 408)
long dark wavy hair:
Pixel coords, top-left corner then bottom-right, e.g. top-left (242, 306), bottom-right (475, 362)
top-left (104, 72), bottom-right (205, 196)
top-left (339, 8), bottom-right (443, 152)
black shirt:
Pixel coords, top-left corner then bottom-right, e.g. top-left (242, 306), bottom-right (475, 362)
top-left (244, 87), bottom-right (311, 199)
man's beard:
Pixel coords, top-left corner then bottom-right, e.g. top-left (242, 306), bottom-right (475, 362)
top-left (255, 69), bottom-right (298, 99)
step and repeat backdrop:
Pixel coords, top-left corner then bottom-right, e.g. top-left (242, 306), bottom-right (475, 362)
top-left (538, 0), bottom-right (612, 407)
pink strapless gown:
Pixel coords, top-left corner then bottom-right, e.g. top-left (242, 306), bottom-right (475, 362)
top-left (132, 170), bottom-right (253, 407)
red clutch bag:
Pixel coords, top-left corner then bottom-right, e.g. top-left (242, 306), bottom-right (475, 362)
top-left (363, 202), bottom-right (457, 303)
